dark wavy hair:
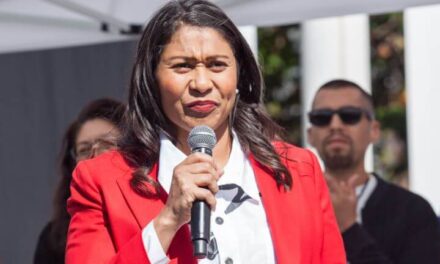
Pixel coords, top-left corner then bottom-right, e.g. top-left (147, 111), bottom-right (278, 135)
top-left (120, 0), bottom-right (292, 198)
top-left (316, 79), bottom-right (375, 113)
top-left (47, 98), bottom-right (125, 260)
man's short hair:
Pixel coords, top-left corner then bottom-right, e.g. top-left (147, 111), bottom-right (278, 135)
top-left (313, 79), bottom-right (374, 113)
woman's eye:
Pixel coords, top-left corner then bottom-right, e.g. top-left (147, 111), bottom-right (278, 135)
top-left (76, 147), bottom-right (90, 158)
top-left (208, 61), bottom-right (227, 71)
top-left (172, 63), bottom-right (193, 72)
top-left (99, 140), bottom-right (117, 149)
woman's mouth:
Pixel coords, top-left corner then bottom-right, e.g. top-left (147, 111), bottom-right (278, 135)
top-left (185, 100), bottom-right (218, 114)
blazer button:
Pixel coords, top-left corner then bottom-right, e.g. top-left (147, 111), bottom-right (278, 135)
top-left (215, 216), bottom-right (224, 225)
top-left (225, 257), bottom-right (233, 264)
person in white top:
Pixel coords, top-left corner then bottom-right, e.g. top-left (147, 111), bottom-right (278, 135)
top-left (65, 1), bottom-right (346, 263)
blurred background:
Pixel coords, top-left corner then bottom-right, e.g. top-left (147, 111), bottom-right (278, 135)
top-left (259, 13), bottom-right (408, 186)
top-left (1, 0), bottom-right (440, 262)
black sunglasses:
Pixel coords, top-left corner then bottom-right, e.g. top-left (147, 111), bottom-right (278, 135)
top-left (308, 106), bottom-right (373, 127)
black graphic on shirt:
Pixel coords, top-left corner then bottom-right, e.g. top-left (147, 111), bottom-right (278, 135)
top-left (207, 232), bottom-right (219, 260)
top-left (205, 183), bottom-right (259, 262)
top-left (217, 183), bottom-right (259, 214)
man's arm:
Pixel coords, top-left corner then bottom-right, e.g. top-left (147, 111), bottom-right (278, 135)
top-left (394, 196), bottom-right (440, 264)
top-left (343, 223), bottom-right (393, 264)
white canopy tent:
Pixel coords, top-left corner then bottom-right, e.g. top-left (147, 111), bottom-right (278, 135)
top-left (1, 0), bottom-right (440, 53)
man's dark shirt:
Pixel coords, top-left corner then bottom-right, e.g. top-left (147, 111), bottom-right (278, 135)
top-left (343, 174), bottom-right (440, 264)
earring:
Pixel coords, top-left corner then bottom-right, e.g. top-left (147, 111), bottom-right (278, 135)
top-left (236, 88), bottom-right (239, 94)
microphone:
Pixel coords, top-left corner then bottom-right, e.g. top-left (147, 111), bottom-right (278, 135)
top-left (187, 125), bottom-right (217, 258)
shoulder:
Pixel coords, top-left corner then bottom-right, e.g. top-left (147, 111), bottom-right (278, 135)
top-left (272, 141), bottom-right (316, 164)
top-left (36, 221), bottom-right (53, 245)
top-left (73, 150), bottom-right (132, 187)
top-left (272, 141), bottom-right (320, 175)
top-left (377, 176), bottom-right (436, 216)
top-left (378, 177), bottom-right (428, 206)
top-left (34, 221), bottom-right (57, 263)
top-left (273, 141), bottom-right (316, 162)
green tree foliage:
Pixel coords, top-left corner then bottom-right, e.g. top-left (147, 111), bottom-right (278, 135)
top-left (258, 25), bottom-right (302, 144)
top-left (370, 13), bottom-right (408, 184)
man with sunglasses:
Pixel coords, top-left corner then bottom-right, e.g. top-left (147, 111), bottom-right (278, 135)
top-left (307, 79), bottom-right (440, 263)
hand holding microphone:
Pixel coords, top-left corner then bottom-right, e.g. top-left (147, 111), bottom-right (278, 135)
top-left (187, 125), bottom-right (217, 258)
top-left (154, 125), bottom-right (219, 258)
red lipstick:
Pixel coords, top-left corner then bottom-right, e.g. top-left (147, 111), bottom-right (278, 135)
top-left (186, 100), bottom-right (218, 114)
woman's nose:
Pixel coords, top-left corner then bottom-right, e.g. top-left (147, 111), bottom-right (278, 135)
top-left (190, 66), bottom-right (213, 94)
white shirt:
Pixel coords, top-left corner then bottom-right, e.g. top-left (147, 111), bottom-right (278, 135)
top-left (355, 174), bottom-right (378, 224)
top-left (141, 132), bottom-right (276, 264)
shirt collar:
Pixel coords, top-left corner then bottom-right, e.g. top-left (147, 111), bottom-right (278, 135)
top-left (157, 130), bottom-right (243, 193)
top-left (157, 132), bottom-right (186, 193)
top-left (355, 173), bottom-right (378, 223)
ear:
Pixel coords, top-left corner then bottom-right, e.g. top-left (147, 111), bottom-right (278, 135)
top-left (307, 127), bottom-right (315, 147)
top-left (370, 120), bottom-right (381, 144)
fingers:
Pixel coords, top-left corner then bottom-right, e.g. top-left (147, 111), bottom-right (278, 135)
top-left (176, 152), bottom-right (223, 183)
top-left (170, 152), bottom-right (222, 211)
top-left (348, 173), bottom-right (361, 188)
top-left (178, 180), bottom-right (217, 209)
top-left (162, 152), bottom-right (224, 229)
top-left (193, 174), bottom-right (219, 194)
top-left (193, 188), bottom-right (217, 211)
top-left (187, 162), bottom-right (221, 180)
top-left (325, 175), bottom-right (338, 193)
top-left (182, 152), bottom-right (223, 173)
top-left (175, 172), bottom-right (219, 194)
top-left (173, 170), bottom-right (219, 204)
top-left (326, 173), bottom-right (362, 190)
top-left (325, 173), bottom-right (357, 198)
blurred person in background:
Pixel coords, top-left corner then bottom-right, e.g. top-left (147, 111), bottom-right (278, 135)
top-left (307, 79), bottom-right (440, 263)
top-left (34, 98), bottom-right (125, 264)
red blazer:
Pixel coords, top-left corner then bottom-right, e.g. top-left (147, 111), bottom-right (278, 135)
top-left (66, 142), bottom-right (345, 263)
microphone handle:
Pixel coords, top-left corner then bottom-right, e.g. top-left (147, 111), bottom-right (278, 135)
top-left (191, 146), bottom-right (212, 258)
top-left (191, 200), bottom-right (211, 258)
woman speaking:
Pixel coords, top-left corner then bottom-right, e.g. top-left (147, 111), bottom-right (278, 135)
top-left (66, 0), bottom-right (345, 263)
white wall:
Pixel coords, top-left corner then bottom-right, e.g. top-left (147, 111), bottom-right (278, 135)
top-left (405, 4), bottom-right (440, 214)
top-left (301, 14), bottom-right (373, 171)
top-left (239, 26), bottom-right (258, 55)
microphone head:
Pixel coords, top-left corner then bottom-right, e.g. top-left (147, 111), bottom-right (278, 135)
top-left (188, 125), bottom-right (217, 151)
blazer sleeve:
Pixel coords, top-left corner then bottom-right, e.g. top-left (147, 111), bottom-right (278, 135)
top-left (309, 150), bottom-right (346, 263)
top-left (66, 162), bottom-right (151, 264)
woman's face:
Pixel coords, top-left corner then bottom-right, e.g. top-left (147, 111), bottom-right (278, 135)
top-left (74, 118), bottom-right (120, 162)
top-left (155, 25), bottom-right (238, 141)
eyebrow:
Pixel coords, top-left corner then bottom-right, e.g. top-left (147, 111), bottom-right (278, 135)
top-left (76, 133), bottom-right (118, 146)
top-left (76, 142), bottom-right (91, 148)
top-left (164, 55), bottom-right (232, 61)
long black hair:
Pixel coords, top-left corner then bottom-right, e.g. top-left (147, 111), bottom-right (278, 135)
top-left (120, 0), bottom-right (292, 198)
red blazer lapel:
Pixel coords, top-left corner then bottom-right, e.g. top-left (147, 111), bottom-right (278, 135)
top-left (115, 163), bottom-right (166, 228)
top-left (115, 162), bottom-right (196, 262)
top-left (250, 154), bottom-right (303, 264)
